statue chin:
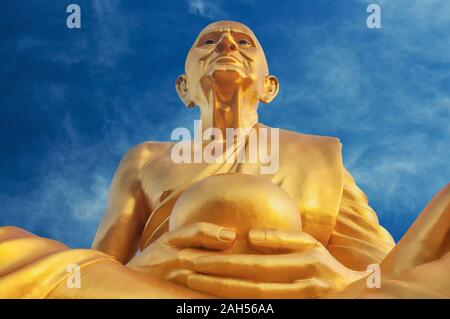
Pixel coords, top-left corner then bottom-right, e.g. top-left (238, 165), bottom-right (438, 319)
top-left (207, 67), bottom-right (249, 85)
top-left (169, 173), bottom-right (302, 253)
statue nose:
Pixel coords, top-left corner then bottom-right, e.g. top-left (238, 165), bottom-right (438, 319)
top-left (216, 37), bottom-right (237, 54)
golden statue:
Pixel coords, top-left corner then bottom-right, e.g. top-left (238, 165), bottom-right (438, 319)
top-left (0, 21), bottom-right (449, 299)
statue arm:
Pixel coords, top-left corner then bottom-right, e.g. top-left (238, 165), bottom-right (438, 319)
top-left (0, 226), bottom-right (208, 298)
top-left (92, 143), bottom-right (155, 264)
top-left (327, 166), bottom-right (395, 270)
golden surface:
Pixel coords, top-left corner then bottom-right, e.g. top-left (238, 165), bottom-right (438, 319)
top-left (169, 173), bottom-right (302, 254)
top-left (0, 21), bottom-right (448, 298)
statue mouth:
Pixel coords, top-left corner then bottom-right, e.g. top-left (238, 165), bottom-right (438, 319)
top-left (211, 55), bottom-right (242, 65)
top-left (202, 55), bottom-right (248, 78)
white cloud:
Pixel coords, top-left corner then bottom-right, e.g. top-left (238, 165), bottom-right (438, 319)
top-left (92, 0), bottom-right (135, 66)
top-left (187, 0), bottom-right (221, 19)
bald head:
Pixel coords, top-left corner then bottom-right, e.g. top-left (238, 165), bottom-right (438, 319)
top-left (176, 20), bottom-right (278, 108)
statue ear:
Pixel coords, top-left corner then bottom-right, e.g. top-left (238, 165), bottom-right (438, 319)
top-left (260, 75), bottom-right (279, 104)
top-left (176, 75), bottom-right (195, 108)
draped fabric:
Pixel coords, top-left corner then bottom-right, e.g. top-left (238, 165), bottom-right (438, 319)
top-left (335, 183), bottom-right (450, 298)
top-left (328, 167), bottom-right (395, 270)
top-left (0, 227), bottom-right (114, 298)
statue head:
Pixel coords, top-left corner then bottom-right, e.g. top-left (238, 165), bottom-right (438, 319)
top-left (176, 21), bottom-right (279, 128)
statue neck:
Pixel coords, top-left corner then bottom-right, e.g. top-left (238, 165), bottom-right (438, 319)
top-left (199, 86), bottom-right (259, 138)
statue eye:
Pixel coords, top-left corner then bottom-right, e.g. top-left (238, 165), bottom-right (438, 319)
top-left (238, 39), bottom-right (251, 46)
top-left (204, 39), bottom-right (216, 45)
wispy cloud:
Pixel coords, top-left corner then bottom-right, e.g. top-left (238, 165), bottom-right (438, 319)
top-left (92, 0), bottom-right (135, 66)
top-left (187, 0), bottom-right (222, 19)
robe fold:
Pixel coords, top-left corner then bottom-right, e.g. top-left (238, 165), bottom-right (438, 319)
top-left (0, 128), bottom-right (448, 298)
top-left (0, 227), bottom-right (115, 298)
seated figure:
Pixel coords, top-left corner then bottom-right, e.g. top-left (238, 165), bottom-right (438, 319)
top-left (0, 21), bottom-right (448, 299)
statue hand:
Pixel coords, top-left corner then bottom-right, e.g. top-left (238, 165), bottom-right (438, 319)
top-left (127, 222), bottom-right (236, 286)
top-left (187, 229), bottom-right (365, 298)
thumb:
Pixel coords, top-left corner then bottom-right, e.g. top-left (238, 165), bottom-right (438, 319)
top-left (162, 222), bottom-right (237, 251)
top-left (248, 229), bottom-right (319, 253)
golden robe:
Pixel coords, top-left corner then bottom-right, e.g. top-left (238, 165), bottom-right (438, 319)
top-left (0, 130), bottom-right (448, 298)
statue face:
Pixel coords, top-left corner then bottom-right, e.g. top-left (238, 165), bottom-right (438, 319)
top-left (186, 21), bottom-right (268, 82)
top-left (177, 21), bottom-right (278, 108)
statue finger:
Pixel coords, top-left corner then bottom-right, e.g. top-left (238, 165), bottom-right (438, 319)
top-left (164, 248), bottom-right (225, 286)
top-left (187, 274), bottom-right (268, 298)
top-left (165, 268), bottom-right (195, 287)
top-left (186, 274), bottom-right (332, 298)
top-left (248, 229), bottom-right (319, 253)
top-left (162, 222), bottom-right (236, 251)
top-left (192, 253), bottom-right (314, 282)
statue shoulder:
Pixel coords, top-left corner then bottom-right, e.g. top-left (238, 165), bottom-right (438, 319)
top-left (278, 128), bottom-right (342, 157)
top-left (114, 141), bottom-right (173, 183)
top-left (121, 141), bottom-right (172, 163)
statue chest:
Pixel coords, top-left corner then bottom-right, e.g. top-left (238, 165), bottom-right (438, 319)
top-left (139, 137), bottom-right (343, 248)
top-left (140, 151), bottom-right (297, 210)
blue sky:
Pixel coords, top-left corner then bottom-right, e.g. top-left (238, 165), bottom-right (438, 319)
top-left (1, 0), bottom-right (449, 248)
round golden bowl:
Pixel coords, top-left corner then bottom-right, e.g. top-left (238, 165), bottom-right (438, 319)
top-left (169, 173), bottom-right (301, 253)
